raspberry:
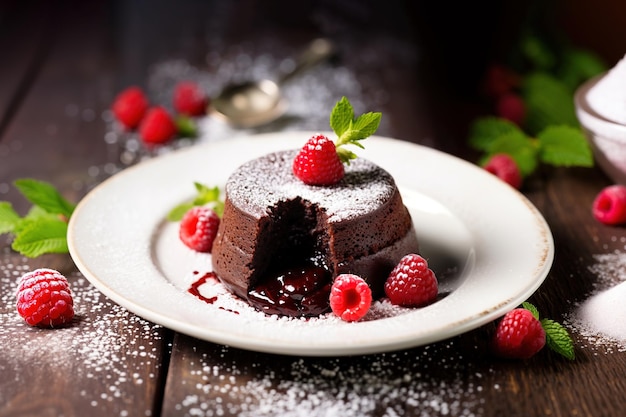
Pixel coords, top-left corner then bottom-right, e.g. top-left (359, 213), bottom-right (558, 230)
top-left (492, 308), bottom-right (546, 359)
top-left (481, 64), bottom-right (520, 99)
top-left (384, 254), bottom-right (438, 307)
top-left (112, 86), bottom-right (149, 129)
top-left (179, 206), bottom-right (220, 252)
top-left (592, 185), bottom-right (626, 225)
top-left (16, 268), bottom-right (74, 327)
top-left (293, 134), bottom-right (344, 185)
top-left (329, 274), bottom-right (372, 322)
top-left (139, 106), bottom-right (177, 145)
top-left (173, 81), bottom-right (208, 116)
top-left (483, 153), bottom-right (523, 189)
top-left (496, 93), bottom-right (526, 126)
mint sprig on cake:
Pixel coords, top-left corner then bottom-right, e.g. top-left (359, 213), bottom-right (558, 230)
top-left (293, 97), bottom-right (382, 185)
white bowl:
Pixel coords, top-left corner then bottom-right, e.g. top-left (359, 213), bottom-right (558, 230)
top-left (575, 72), bottom-right (626, 184)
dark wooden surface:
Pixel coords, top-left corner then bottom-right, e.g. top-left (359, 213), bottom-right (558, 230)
top-left (2, 1), bottom-right (626, 416)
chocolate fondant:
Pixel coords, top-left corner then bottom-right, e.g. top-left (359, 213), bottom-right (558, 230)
top-left (211, 150), bottom-right (419, 312)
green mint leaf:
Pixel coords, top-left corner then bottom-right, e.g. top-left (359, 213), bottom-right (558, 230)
top-left (193, 183), bottom-right (224, 217)
top-left (193, 182), bottom-right (220, 204)
top-left (541, 318), bottom-right (575, 360)
top-left (167, 182), bottom-right (224, 221)
top-left (522, 302), bottom-right (540, 320)
top-left (522, 72), bottom-right (578, 135)
top-left (11, 218), bottom-right (69, 257)
top-left (483, 130), bottom-right (538, 177)
top-left (330, 97), bottom-right (354, 138)
top-left (336, 148), bottom-right (358, 165)
top-left (167, 202), bottom-right (195, 222)
top-left (13, 178), bottom-right (75, 218)
top-left (329, 96), bottom-right (381, 162)
top-left (13, 206), bottom-right (60, 235)
top-left (175, 115), bottom-right (198, 138)
top-left (520, 34), bottom-right (556, 71)
top-left (0, 202), bottom-right (21, 235)
top-left (469, 117), bottom-right (522, 151)
top-left (537, 125), bottom-right (594, 167)
top-left (558, 49), bottom-right (607, 91)
top-left (351, 112), bottom-right (382, 139)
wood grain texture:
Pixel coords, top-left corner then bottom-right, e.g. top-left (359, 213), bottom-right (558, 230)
top-left (2, 1), bottom-right (626, 416)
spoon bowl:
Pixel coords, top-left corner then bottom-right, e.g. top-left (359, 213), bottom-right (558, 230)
top-left (209, 38), bottom-right (334, 128)
top-left (210, 79), bottom-right (287, 128)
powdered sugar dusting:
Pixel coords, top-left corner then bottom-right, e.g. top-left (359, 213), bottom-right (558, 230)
top-left (565, 250), bottom-right (626, 353)
top-left (100, 50), bottom-right (384, 177)
top-left (587, 54), bottom-right (626, 125)
top-left (225, 150), bottom-right (394, 221)
top-left (170, 341), bottom-right (488, 417)
top-left (0, 253), bottom-right (166, 416)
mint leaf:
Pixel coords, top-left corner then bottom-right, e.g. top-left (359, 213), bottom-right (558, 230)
top-left (175, 115), bottom-right (198, 138)
top-left (14, 178), bottom-right (75, 218)
top-left (336, 148), bottom-right (358, 165)
top-left (0, 202), bottom-right (20, 234)
top-left (167, 182), bottom-right (224, 221)
top-left (522, 72), bottom-right (578, 135)
top-left (537, 125), bottom-right (593, 167)
top-left (558, 49), bottom-right (607, 91)
top-left (520, 34), bottom-right (556, 71)
top-left (330, 97), bottom-right (353, 138)
top-left (522, 302), bottom-right (540, 320)
top-left (352, 112), bottom-right (382, 139)
top-left (11, 218), bottom-right (69, 257)
top-left (167, 203), bottom-right (195, 222)
top-left (329, 96), bottom-right (382, 164)
top-left (469, 117), bottom-right (521, 151)
top-left (541, 318), bottom-right (575, 360)
top-left (13, 206), bottom-right (60, 235)
top-left (483, 130), bottom-right (538, 177)
top-left (193, 182), bottom-right (220, 204)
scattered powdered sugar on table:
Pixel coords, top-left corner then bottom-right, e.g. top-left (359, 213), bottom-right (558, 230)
top-left (98, 38), bottom-right (394, 177)
top-left (565, 250), bottom-right (626, 353)
top-left (0, 255), bottom-right (166, 416)
top-left (173, 342), bottom-right (488, 417)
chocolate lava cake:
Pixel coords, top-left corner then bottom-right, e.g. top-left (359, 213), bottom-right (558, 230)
top-left (211, 149), bottom-right (419, 316)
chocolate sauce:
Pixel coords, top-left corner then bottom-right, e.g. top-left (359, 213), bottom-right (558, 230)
top-left (247, 265), bottom-right (332, 317)
top-left (188, 272), bottom-right (219, 304)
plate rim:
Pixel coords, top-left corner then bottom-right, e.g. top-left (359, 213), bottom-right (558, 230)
top-left (68, 132), bottom-right (554, 356)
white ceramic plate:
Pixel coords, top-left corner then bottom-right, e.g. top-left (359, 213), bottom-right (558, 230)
top-left (68, 132), bottom-right (554, 356)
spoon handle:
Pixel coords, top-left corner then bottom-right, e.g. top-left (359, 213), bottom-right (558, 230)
top-left (278, 38), bottom-right (335, 85)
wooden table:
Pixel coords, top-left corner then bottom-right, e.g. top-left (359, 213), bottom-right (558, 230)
top-left (2, 1), bottom-right (626, 416)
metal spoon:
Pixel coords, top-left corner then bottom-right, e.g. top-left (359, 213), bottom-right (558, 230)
top-left (209, 38), bottom-right (335, 128)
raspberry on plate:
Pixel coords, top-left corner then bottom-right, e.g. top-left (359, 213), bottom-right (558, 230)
top-left (492, 308), bottom-right (546, 359)
top-left (16, 268), bottom-right (74, 327)
top-left (329, 274), bottom-right (372, 322)
top-left (384, 253), bottom-right (438, 307)
top-left (112, 86), bottom-right (149, 129)
top-left (293, 134), bottom-right (345, 186)
top-left (139, 106), bottom-right (177, 145)
top-left (173, 81), bottom-right (208, 116)
top-left (483, 153), bottom-right (523, 189)
top-left (592, 184), bottom-right (626, 225)
top-left (179, 206), bottom-right (220, 252)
